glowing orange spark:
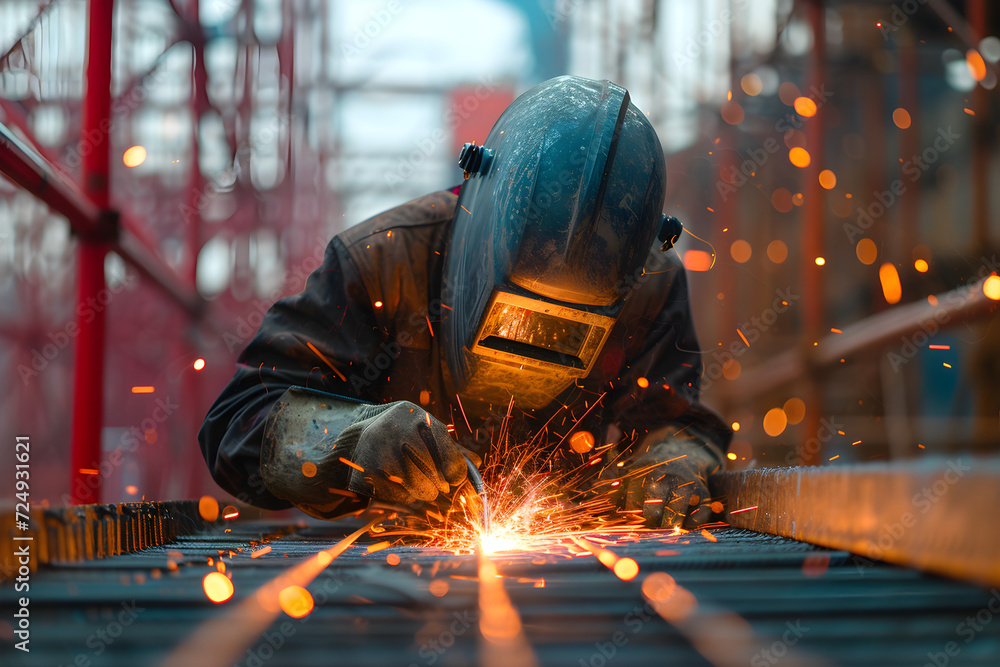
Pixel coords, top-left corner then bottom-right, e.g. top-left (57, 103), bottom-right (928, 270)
top-left (202, 572), bottom-right (234, 604)
top-left (729, 506), bottom-right (757, 514)
top-left (251, 546), bottom-right (271, 558)
top-left (131, 386), bottom-right (154, 394)
top-left (278, 586), bottom-right (314, 618)
top-left (193, 358), bottom-right (206, 370)
top-left (339, 457), bottom-right (364, 473)
top-left (306, 342), bottom-right (347, 382)
top-left (737, 329), bottom-right (749, 347)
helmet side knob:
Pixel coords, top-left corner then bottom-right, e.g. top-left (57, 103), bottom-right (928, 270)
top-left (658, 215), bottom-right (683, 251)
top-left (459, 142), bottom-right (493, 179)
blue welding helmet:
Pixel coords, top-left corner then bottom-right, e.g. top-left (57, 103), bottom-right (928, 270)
top-left (441, 75), bottom-right (667, 411)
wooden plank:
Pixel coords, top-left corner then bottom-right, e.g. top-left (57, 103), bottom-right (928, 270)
top-left (712, 458), bottom-right (1000, 587)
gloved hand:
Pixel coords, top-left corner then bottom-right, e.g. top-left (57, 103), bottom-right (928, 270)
top-left (340, 402), bottom-right (480, 505)
top-left (261, 388), bottom-right (481, 519)
top-left (616, 435), bottom-right (722, 530)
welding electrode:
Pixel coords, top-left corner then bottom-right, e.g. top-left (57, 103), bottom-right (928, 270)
top-left (464, 456), bottom-right (490, 535)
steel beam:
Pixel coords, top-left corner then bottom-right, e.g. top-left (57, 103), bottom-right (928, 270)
top-left (70, 0), bottom-right (116, 505)
top-left (719, 277), bottom-right (1000, 401)
top-left (713, 458), bottom-right (1000, 588)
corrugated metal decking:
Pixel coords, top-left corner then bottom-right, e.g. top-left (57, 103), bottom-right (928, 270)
top-left (5, 515), bottom-right (1000, 666)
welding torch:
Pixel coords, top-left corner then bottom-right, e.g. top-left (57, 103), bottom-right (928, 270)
top-left (465, 456), bottom-right (490, 536)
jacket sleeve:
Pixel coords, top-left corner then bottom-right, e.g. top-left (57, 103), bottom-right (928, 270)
top-left (198, 236), bottom-right (384, 508)
top-left (601, 251), bottom-right (732, 463)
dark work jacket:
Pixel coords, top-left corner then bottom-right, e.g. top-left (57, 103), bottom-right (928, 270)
top-left (199, 190), bottom-right (732, 509)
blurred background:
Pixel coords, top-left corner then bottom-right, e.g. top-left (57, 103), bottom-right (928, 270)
top-left (1, 0), bottom-right (998, 508)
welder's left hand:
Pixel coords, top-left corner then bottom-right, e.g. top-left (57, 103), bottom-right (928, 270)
top-left (617, 436), bottom-right (721, 530)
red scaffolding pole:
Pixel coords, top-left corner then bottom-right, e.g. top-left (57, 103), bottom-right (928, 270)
top-left (70, 0), bottom-right (114, 504)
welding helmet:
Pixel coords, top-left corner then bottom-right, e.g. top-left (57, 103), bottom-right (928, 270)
top-left (442, 75), bottom-right (669, 411)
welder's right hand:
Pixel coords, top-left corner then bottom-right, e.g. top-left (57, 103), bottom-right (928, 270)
top-left (341, 402), bottom-right (480, 505)
top-left (261, 389), bottom-right (480, 519)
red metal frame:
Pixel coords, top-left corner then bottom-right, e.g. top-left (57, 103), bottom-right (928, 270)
top-left (69, 0), bottom-right (115, 504)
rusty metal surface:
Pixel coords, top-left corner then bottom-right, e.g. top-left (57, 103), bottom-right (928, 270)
top-left (714, 457), bottom-right (1000, 588)
top-left (4, 515), bottom-right (1000, 666)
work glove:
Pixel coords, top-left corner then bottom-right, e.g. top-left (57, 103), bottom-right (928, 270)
top-left (261, 389), bottom-right (480, 519)
top-left (616, 433), bottom-right (723, 530)
top-left (339, 401), bottom-right (480, 505)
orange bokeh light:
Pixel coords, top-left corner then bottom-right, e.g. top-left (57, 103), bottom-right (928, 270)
top-left (202, 572), bottom-right (234, 604)
top-left (818, 169), bottom-right (837, 189)
top-left (793, 96), bottom-right (817, 117)
top-left (613, 558), bottom-right (640, 582)
top-left (967, 49), bottom-right (987, 82)
top-left (914, 259), bottom-right (929, 273)
top-left (789, 147), bottom-right (811, 168)
top-left (193, 358), bottom-right (206, 370)
top-left (856, 238), bottom-right (877, 265)
top-left (683, 250), bottom-right (713, 272)
top-left (721, 101), bottom-right (745, 125)
top-left (740, 73), bottom-right (762, 96)
top-left (879, 263), bottom-right (902, 305)
top-left (123, 145), bottom-right (146, 167)
top-left (984, 275), bottom-right (1000, 301)
top-left (570, 430), bottom-right (595, 454)
top-left (763, 407), bottom-right (788, 437)
top-left (198, 495), bottom-right (219, 522)
top-left (278, 585), bottom-right (315, 618)
top-left (892, 108), bottom-right (911, 129)
top-left (730, 240), bottom-right (752, 263)
top-left (783, 397), bottom-right (806, 425)
top-left (767, 240), bottom-right (788, 264)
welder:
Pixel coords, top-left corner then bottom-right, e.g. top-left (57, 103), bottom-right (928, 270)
top-left (199, 75), bottom-right (732, 529)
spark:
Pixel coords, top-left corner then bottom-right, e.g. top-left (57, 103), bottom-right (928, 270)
top-left (306, 342), bottom-right (347, 382)
top-left (729, 506), bottom-right (758, 514)
top-left (250, 546), bottom-right (272, 558)
top-left (455, 394), bottom-right (474, 434)
top-left (131, 386), bottom-right (154, 394)
top-left (79, 468), bottom-right (99, 475)
top-left (737, 329), bottom-right (749, 347)
top-left (339, 457), bottom-right (365, 473)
